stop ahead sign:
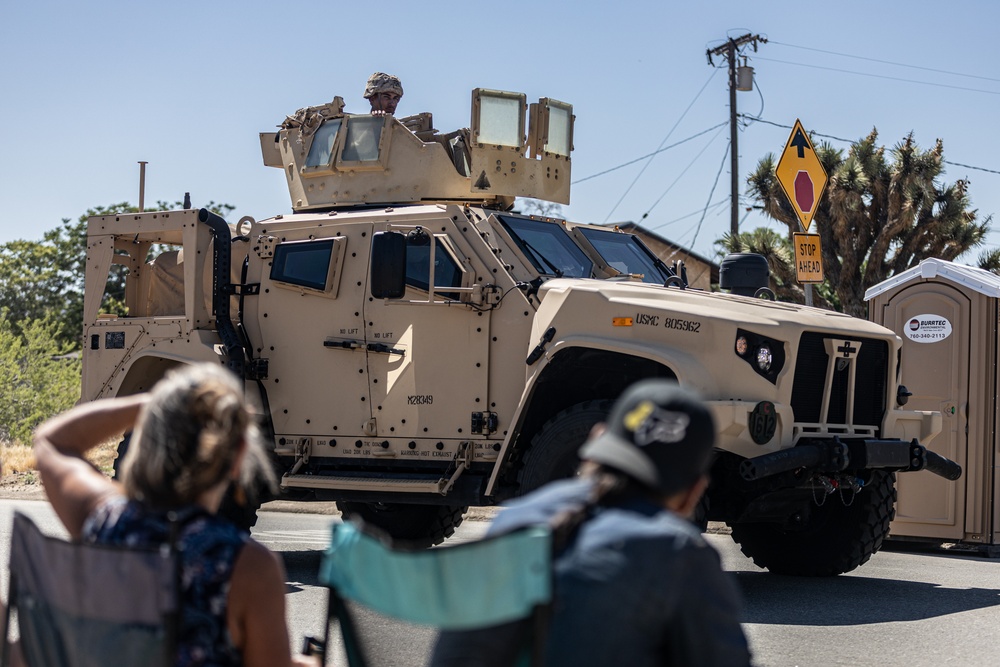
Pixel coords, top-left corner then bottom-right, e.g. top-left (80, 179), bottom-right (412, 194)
top-left (776, 119), bottom-right (828, 232)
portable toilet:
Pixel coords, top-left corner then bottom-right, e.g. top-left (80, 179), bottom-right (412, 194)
top-left (866, 258), bottom-right (999, 553)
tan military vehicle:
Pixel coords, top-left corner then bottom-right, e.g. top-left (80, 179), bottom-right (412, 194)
top-left (81, 89), bottom-right (960, 575)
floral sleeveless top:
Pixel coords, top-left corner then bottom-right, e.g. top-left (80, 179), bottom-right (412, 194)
top-left (82, 497), bottom-right (249, 667)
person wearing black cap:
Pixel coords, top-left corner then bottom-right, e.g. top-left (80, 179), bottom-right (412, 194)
top-left (430, 379), bottom-right (752, 667)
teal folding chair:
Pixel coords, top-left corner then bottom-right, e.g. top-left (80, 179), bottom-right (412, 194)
top-left (2, 511), bottom-right (179, 667)
top-left (316, 520), bottom-right (552, 667)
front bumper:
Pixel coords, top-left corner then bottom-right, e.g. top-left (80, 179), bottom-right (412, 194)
top-left (739, 437), bottom-right (962, 482)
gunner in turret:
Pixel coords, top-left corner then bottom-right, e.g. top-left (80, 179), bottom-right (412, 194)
top-left (364, 72), bottom-right (403, 116)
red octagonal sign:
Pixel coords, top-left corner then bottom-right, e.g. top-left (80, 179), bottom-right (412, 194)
top-left (794, 171), bottom-right (814, 213)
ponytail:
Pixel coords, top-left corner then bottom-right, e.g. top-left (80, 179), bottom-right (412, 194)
top-left (549, 464), bottom-right (652, 553)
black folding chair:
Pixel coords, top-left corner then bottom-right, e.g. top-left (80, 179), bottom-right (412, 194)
top-left (316, 520), bottom-right (553, 667)
top-left (2, 511), bottom-right (180, 667)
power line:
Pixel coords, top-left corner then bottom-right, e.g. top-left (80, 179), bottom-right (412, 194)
top-left (602, 69), bottom-right (720, 222)
top-left (740, 115), bottom-right (1000, 176)
top-left (690, 141), bottom-right (732, 250)
top-left (945, 161), bottom-right (1000, 177)
top-left (770, 40), bottom-right (1000, 84)
top-left (646, 198), bottom-right (728, 232)
top-left (640, 125), bottom-right (728, 221)
top-left (754, 56), bottom-right (1000, 96)
top-left (572, 121), bottom-right (728, 185)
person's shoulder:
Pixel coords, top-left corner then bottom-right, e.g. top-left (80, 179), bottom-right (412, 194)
top-left (592, 504), bottom-right (709, 551)
top-left (237, 538), bottom-right (284, 573)
top-left (80, 495), bottom-right (130, 541)
top-left (512, 477), bottom-right (593, 507)
top-left (488, 478), bottom-right (593, 535)
top-left (231, 538), bottom-right (287, 599)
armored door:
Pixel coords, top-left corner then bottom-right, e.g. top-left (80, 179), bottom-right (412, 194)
top-left (249, 221), bottom-right (371, 451)
top-left (361, 213), bottom-right (493, 455)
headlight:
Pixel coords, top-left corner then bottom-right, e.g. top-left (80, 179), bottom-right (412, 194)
top-left (735, 336), bottom-right (748, 356)
top-left (756, 344), bottom-right (773, 372)
top-left (734, 329), bottom-right (785, 384)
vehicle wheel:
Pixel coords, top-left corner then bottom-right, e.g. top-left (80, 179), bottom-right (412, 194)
top-left (336, 502), bottom-right (468, 548)
top-left (518, 400), bottom-right (614, 495)
top-left (218, 485), bottom-right (263, 532)
top-left (728, 470), bottom-right (896, 576)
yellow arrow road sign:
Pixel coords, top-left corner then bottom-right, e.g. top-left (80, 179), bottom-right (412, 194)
top-left (776, 119), bottom-right (828, 232)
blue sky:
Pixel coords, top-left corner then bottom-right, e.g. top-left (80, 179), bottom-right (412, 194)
top-left (2, 1), bottom-right (998, 263)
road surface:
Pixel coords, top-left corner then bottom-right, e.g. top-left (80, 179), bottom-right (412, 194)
top-left (1, 500), bottom-right (997, 666)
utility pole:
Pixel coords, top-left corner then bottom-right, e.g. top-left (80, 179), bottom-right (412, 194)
top-left (707, 33), bottom-right (767, 238)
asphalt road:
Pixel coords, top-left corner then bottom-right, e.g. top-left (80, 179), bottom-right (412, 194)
top-left (1, 500), bottom-right (998, 666)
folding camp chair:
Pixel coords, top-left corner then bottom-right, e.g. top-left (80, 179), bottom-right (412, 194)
top-left (316, 520), bottom-right (553, 667)
top-left (1, 511), bottom-right (179, 667)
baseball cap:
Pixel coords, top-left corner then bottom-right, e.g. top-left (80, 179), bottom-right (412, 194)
top-left (579, 380), bottom-right (716, 496)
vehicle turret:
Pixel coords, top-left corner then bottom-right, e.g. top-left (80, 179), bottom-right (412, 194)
top-left (259, 90), bottom-right (574, 211)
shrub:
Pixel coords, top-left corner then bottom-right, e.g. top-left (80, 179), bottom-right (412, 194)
top-left (0, 311), bottom-right (81, 446)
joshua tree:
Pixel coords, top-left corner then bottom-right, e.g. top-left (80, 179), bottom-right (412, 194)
top-left (746, 130), bottom-right (990, 317)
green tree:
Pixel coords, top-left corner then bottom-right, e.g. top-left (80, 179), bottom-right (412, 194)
top-left (518, 199), bottom-right (565, 218)
top-left (0, 311), bottom-right (81, 445)
top-left (746, 130), bottom-right (991, 317)
top-left (0, 200), bottom-right (234, 348)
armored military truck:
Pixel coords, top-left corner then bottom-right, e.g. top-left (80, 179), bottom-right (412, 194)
top-left (81, 89), bottom-right (960, 575)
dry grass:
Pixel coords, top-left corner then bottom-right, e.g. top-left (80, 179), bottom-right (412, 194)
top-left (1, 441), bottom-right (36, 474)
top-left (1, 436), bottom-right (121, 479)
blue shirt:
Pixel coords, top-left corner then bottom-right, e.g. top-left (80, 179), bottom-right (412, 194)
top-left (431, 477), bottom-right (752, 667)
top-left (82, 498), bottom-right (249, 667)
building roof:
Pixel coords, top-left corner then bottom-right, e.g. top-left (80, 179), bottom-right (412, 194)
top-left (865, 258), bottom-right (1000, 301)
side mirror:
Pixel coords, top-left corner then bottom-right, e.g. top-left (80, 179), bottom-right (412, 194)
top-left (370, 231), bottom-right (407, 299)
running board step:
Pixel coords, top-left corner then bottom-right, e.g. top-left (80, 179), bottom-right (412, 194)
top-left (282, 442), bottom-right (473, 496)
top-left (281, 474), bottom-right (451, 495)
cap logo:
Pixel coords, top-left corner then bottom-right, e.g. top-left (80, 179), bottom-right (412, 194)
top-left (623, 400), bottom-right (690, 447)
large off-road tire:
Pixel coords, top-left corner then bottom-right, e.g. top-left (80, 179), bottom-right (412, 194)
top-left (218, 486), bottom-right (263, 532)
top-left (728, 470), bottom-right (896, 576)
top-left (336, 502), bottom-right (467, 548)
top-left (518, 400), bottom-right (613, 495)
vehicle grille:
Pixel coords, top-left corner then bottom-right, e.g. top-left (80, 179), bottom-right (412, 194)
top-left (791, 333), bottom-right (888, 430)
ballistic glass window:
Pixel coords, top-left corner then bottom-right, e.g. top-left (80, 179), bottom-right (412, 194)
top-left (544, 102), bottom-right (572, 157)
top-left (578, 228), bottom-right (670, 283)
top-left (406, 239), bottom-right (463, 298)
top-left (477, 94), bottom-right (524, 148)
top-left (497, 215), bottom-right (593, 278)
top-left (341, 116), bottom-right (383, 162)
top-left (270, 239), bottom-right (335, 291)
top-left (305, 119), bottom-right (343, 168)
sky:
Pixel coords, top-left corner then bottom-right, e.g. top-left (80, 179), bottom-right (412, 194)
top-left (2, 0), bottom-right (999, 264)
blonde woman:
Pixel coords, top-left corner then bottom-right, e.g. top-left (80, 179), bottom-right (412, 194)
top-left (35, 363), bottom-right (315, 667)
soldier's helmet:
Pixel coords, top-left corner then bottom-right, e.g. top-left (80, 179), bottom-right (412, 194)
top-left (364, 72), bottom-right (404, 99)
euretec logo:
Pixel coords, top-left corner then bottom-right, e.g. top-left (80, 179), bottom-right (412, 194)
top-left (909, 319), bottom-right (920, 331)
